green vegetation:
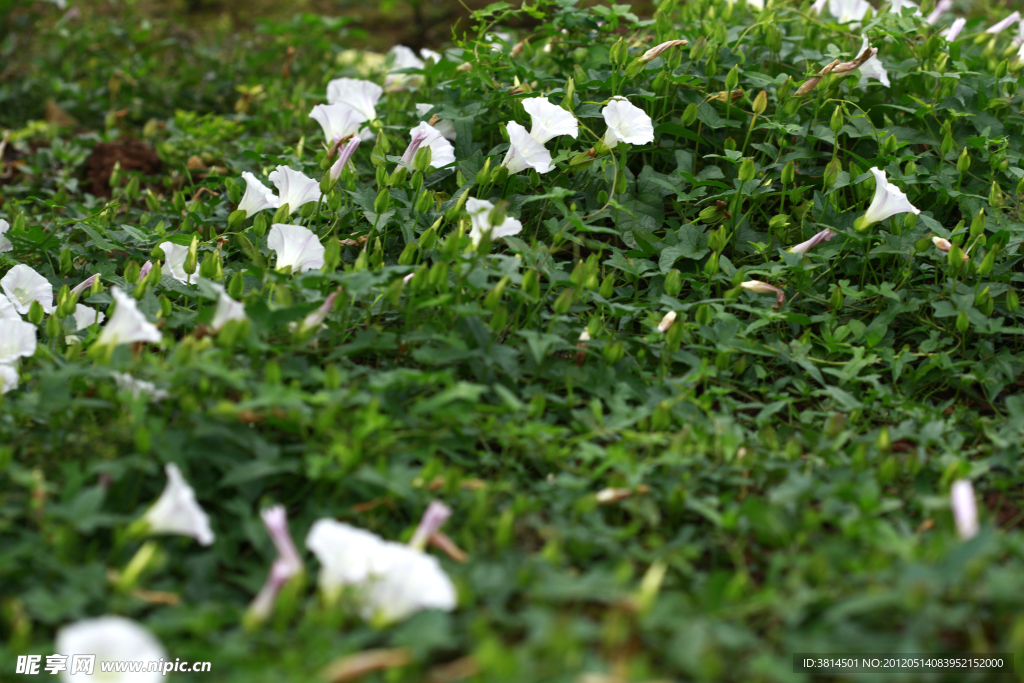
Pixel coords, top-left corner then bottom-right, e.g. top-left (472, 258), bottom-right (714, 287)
top-left (3, 0), bottom-right (1024, 680)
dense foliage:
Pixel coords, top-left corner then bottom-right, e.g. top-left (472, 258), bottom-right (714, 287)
top-left (3, 0), bottom-right (1024, 680)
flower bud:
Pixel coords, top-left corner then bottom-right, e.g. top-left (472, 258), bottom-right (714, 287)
top-left (397, 241), bottom-right (418, 266)
top-left (738, 157), bottom-right (755, 182)
top-left (752, 90), bottom-right (767, 115)
top-left (989, 181), bottom-right (1003, 207)
top-left (561, 76), bottom-right (576, 112)
top-left (46, 313), bottom-right (61, 339)
top-left (59, 248), bottom-right (73, 274)
top-left (228, 209), bottom-right (247, 231)
top-left (374, 188), bottom-right (391, 214)
top-left (725, 65), bottom-right (740, 92)
top-left (971, 209), bottom-right (985, 237)
top-left (184, 234), bottom-right (199, 276)
top-left (124, 261), bottom-right (141, 285)
top-left (830, 285), bottom-right (844, 310)
top-left (823, 158), bottom-right (841, 188)
top-left (1007, 289), bottom-right (1020, 311)
top-left (957, 147), bottom-right (970, 174)
top-left (777, 77), bottom-right (792, 99)
top-left (272, 203), bottom-right (291, 224)
top-left (599, 272), bottom-right (616, 298)
top-left (603, 340), bottom-right (625, 364)
top-left (956, 310), bottom-right (969, 332)
top-left (704, 252), bottom-right (720, 277)
top-left (781, 161), bottom-right (795, 185)
top-left (682, 102), bottom-right (699, 126)
top-left (830, 105), bottom-right (844, 134)
top-left (664, 269), bottom-right (682, 297)
top-left (610, 39), bottom-right (629, 66)
top-left (28, 300), bottom-right (45, 325)
top-left (553, 288), bottom-right (574, 314)
top-left (228, 271), bottom-right (245, 299)
top-left (413, 146), bottom-right (432, 174)
top-left (522, 269), bottom-right (541, 299)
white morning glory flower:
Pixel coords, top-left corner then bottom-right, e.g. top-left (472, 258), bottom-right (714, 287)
top-left (501, 121), bottom-right (553, 175)
top-left (950, 479), bottom-right (979, 540)
top-left (267, 224), bottom-right (325, 274)
top-left (96, 287), bottom-right (162, 347)
top-left (0, 364), bottom-right (17, 395)
top-left (825, 0), bottom-right (872, 23)
top-left (740, 280), bottom-right (785, 308)
top-left (0, 318), bottom-right (36, 363)
top-left (466, 197), bottom-right (524, 247)
top-left (860, 167), bottom-right (920, 228)
top-left (158, 241), bottom-right (192, 285)
top-left (309, 103), bottom-right (367, 145)
top-left (141, 463), bottom-right (214, 546)
top-left (326, 78), bottom-right (384, 121)
top-left (384, 45), bottom-right (425, 90)
top-left (415, 103), bottom-right (457, 141)
top-left (405, 121), bottom-right (456, 169)
top-left (306, 519), bottom-right (396, 600)
top-left (209, 284), bottom-right (247, 332)
top-left (857, 37), bottom-right (890, 87)
top-left (944, 17), bottom-right (967, 41)
top-left (420, 47), bottom-right (443, 63)
top-left (359, 544), bottom-right (457, 623)
top-left (268, 165), bottom-right (321, 215)
top-left (237, 172), bottom-right (280, 218)
top-left (1, 264), bottom-right (54, 314)
top-left (112, 372), bottom-right (169, 402)
top-left (0, 294), bottom-right (19, 319)
top-left (602, 97), bottom-right (655, 149)
top-left (789, 228), bottom-right (836, 254)
top-left (986, 11), bottom-right (1020, 34)
top-left (56, 616), bottom-right (166, 683)
top-left (248, 505), bottom-right (304, 624)
top-left (68, 303), bottom-right (105, 332)
top-left (305, 518), bottom-right (456, 623)
top-left (0, 218), bottom-right (11, 253)
top-left (522, 97), bottom-right (578, 144)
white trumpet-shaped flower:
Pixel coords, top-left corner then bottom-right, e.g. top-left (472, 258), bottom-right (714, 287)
top-left (209, 284), bottom-right (247, 332)
top-left (943, 17), bottom-right (967, 42)
top-left (602, 97), bottom-right (655, 149)
top-left (267, 224), bottom-right (325, 274)
top-left (860, 167), bottom-right (920, 228)
top-left (857, 37), bottom-right (890, 87)
top-left (69, 304), bottom-right (105, 332)
top-left (268, 165), bottom-right (321, 215)
top-left (248, 505), bottom-right (304, 624)
top-left (56, 616), bottom-right (166, 683)
top-left (466, 198), bottom-right (524, 247)
top-left (158, 241), bottom-right (192, 285)
top-left (141, 463), bottom-right (214, 546)
top-left (384, 45), bottom-right (426, 90)
top-left (523, 97), bottom-right (578, 144)
top-left (0, 364), bottom-right (17, 395)
top-left (309, 103), bottom-right (367, 145)
top-left (305, 518), bottom-right (456, 623)
top-left (0, 218), bottom-right (11, 253)
top-left (986, 11), bottom-right (1021, 34)
top-left (112, 372), bottom-right (169, 402)
top-left (740, 280), bottom-right (785, 308)
top-left (823, 0), bottom-right (871, 23)
top-left (359, 545), bottom-right (457, 623)
top-left (950, 479), bottom-right (979, 540)
top-left (0, 295), bottom-right (18, 319)
top-left (414, 103), bottom-right (456, 141)
top-left (96, 287), bottom-right (162, 347)
top-left (237, 172), bottom-right (281, 218)
top-left (326, 78), bottom-right (383, 121)
top-left (789, 228), bottom-right (836, 254)
top-left (405, 122), bottom-right (456, 169)
top-left (501, 121), bottom-right (553, 175)
top-left (0, 318), bottom-right (36, 363)
top-left (1, 264), bottom-right (54, 314)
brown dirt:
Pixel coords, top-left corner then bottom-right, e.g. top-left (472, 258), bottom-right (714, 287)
top-left (84, 139), bottom-right (162, 197)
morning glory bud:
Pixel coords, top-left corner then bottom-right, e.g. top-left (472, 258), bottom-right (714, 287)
top-left (971, 209), bottom-right (986, 237)
top-left (725, 65), bottom-right (740, 92)
top-left (184, 234), bottom-right (199, 276)
top-left (124, 261), bottom-right (141, 285)
top-left (957, 147), bottom-right (970, 174)
top-left (830, 105), bottom-right (844, 134)
top-left (1007, 289), bottom-right (1020, 311)
top-left (753, 90), bottom-right (767, 116)
top-left (738, 157), bottom-right (755, 182)
top-left (27, 300), bottom-right (44, 325)
top-left (682, 103), bottom-right (698, 126)
top-left (781, 161), bottom-right (795, 185)
top-left (664, 269), bottom-right (682, 297)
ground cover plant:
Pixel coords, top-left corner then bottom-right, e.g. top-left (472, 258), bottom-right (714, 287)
top-left (4, 0), bottom-right (1024, 680)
